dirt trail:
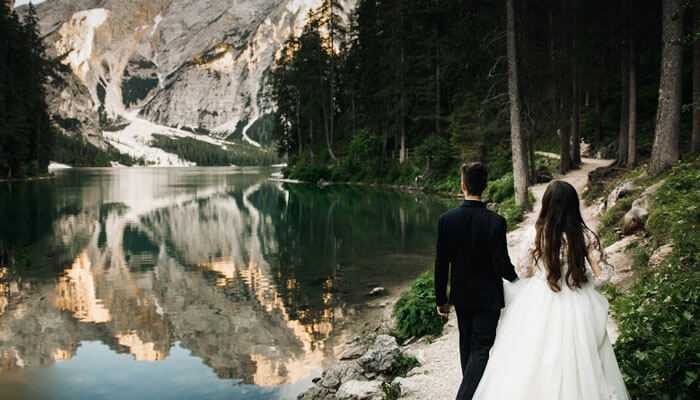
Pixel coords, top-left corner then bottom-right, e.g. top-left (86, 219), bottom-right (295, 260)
top-left (396, 156), bottom-right (615, 400)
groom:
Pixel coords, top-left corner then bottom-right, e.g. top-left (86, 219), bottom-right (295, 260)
top-left (434, 162), bottom-right (518, 400)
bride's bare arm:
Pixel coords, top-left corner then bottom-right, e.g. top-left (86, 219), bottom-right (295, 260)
top-left (586, 235), bottom-right (613, 285)
top-left (516, 245), bottom-right (536, 278)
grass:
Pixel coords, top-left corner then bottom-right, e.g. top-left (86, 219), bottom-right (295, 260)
top-left (393, 271), bottom-right (447, 341)
top-left (598, 192), bottom-right (640, 247)
top-left (606, 158), bottom-right (700, 399)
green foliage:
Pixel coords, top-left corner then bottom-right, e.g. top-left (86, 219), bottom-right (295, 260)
top-left (393, 271), bottom-right (446, 341)
top-left (288, 160), bottom-right (332, 182)
top-left (53, 133), bottom-right (138, 167)
top-left (150, 134), bottom-right (279, 166)
top-left (497, 197), bottom-right (527, 230)
top-left (610, 159), bottom-right (700, 399)
top-left (646, 161), bottom-right (700, 252)
top-left (483, 173), bottom-right (514, 204)
top-left (381, 382), bottom-right (402, 400)
top-left (414, 135), bottom-right (456, 177)
top-left (388, 353), bottom-right (420, 378)
top-left (598, 193), bottom-right (639, 247)
top-left (0, 4), bottom-right (54, 178)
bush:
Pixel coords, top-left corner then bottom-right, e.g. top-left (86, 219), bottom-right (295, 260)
top-left (415, 135), bottom-right (456, 177)
top-left (393, 271), bottom-right (447, 341)
top-left (610, 159), bottom-right (700, 399)
top-left (497, 197), bottom-right (526, 230)
top-left (287, 161), bottom-right (332, 182)
top-left (598, 192), bottom-right (639, 247)
top-left (483, 172), bottom-right (515, 204)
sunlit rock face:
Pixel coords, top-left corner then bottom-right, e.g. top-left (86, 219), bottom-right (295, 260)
top-left (27, 0), bottom-right (352, 142)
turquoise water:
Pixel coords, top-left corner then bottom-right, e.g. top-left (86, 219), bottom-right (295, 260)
top-left (0, 167), bottom-right (447, 399)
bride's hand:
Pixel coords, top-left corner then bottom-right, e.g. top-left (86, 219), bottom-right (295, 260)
top-left (436, 304), bottom-right (450, 318)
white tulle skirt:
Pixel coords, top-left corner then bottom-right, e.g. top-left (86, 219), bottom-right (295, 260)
top-left (472, 278), bottom-right (630, 400)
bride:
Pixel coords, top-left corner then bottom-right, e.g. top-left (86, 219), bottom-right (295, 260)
top-left (473, 180), bottom-right (630, 400)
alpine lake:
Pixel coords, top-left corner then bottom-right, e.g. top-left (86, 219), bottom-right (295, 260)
top-left (0, 167), bottom-right (448, 400)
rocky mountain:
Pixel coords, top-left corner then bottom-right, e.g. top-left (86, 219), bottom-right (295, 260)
top-left (23, 0), bottom-right (350, 161)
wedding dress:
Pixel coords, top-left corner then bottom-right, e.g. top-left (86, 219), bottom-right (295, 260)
top-left (472, 227), bottom-right (630, 400)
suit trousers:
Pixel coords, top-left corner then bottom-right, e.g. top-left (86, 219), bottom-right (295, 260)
top-left (455, 307), bottom-right (501, 400)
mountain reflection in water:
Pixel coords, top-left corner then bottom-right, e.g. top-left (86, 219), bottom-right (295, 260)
top-left (0, 168), bottom-right (446, 399)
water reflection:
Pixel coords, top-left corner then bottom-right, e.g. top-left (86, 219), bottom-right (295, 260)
top-left (0, 168), bottom-right (446, 399)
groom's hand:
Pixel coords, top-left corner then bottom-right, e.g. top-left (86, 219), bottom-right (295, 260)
top-left (436, 304), bottom-right (450, 318)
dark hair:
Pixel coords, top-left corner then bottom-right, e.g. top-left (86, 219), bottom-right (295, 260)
top-left (461, 162), bottom-right (488, 196)
top-left (533, 180), bottom-right (599, 292)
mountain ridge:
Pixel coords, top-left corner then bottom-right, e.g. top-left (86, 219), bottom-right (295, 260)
top-left (23, 0), bottom-right (346, 164)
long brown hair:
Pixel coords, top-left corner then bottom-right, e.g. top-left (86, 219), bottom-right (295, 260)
top-left (533, 180), bottom-right (598, 292)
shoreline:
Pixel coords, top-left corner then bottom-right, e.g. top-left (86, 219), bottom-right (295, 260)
top-left (0, 174), bottom-right (55, 183)
top-left (299, 156), bottom-right (617, 400)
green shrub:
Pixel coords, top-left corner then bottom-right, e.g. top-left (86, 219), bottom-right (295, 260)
top-left (393, 271), bottom-right (446, 341)
top-left (415, 135), bottom-right (456, 177)
top-left (611, 159), bottom-right (700, 399)
top-left (389, 353), bottom-right (420, 378)
top-left (497, 197), bottom-right (526, 230)
top-left (483, 172), bottom-right (514, 203)
top-left (288, 161), bottom-right (332, 182)
top-left (381, 382), bottom-right (402, 400)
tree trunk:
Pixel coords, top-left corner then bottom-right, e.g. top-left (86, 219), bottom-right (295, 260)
top-left (399, 40), bottom-right (407, 163)
top-left (617, 43), bottom-right (629, 166)
top-left (627, 37), bottom-right (637, 167)
top-left (650, 0), bottom-right (684, 174)
top-left (328, 0), bottom-right (337, 161)
top-left (571, 75), bottom-right (581, 167)
top-left (435, 48), bottom-right (441, 135)
top-left (570, 0), bottom-right (581, 167)
top-left (595, 94), bottom-right (603, 146)
top-left (311, 118), bottom-right (316, 159)
top-left (693, 6), bottom-right (700, 153)
top-left (309, 118), bottom-right (315, 159)
top-left (506, 0), bottom-right (529, 208)
top-left (528, 123), bottom-right (537, 183)
top-left (296, 94), bottom-right (302, 156)
top-left (322, 102), bottom-right (336, 161)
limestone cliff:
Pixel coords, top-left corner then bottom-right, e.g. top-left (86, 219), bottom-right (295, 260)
top-left (26, 0), bottom-right (345, 148)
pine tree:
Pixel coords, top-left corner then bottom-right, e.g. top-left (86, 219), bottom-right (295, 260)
top-left (650, 0), bottom-right (683, 175)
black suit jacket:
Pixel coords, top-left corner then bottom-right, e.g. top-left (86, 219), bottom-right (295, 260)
top-left (434, 200), bottom-right (518, 309)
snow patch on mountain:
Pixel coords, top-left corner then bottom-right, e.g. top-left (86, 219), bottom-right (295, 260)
top-left (104, 111), bottom-right (238, 167)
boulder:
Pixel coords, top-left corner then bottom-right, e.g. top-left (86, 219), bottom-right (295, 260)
top-left (318, 361), bottom-right (365, 389)
top-left (622, 201), bottom-right (649, 235)
top-left (620, 179), bottom-right (665, 235)
top-left (339, 343), bottom-right (369, 361)
top-left (358, 335), bottom-right (400, 374)
top-left (606, 181), bottom-right (636, 210)
top-left (297, 385), bottom-right (336, 400)
top-left (336, 380), bottom-right (383, 400)
top-left (604, 236), bottom-right (637, 287)
top-left (649, 244), bottom-right (674, 268)
top-left (535, 166), bottom-right (553, 183)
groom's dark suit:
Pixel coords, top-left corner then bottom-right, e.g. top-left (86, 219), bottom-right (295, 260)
top-left (435, 200), bottom-right (518, 400)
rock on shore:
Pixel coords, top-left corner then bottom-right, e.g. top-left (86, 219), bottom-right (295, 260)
top-left (299, 334), bottom-right (413, 400)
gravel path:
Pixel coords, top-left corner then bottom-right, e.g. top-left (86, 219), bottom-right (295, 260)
top-left (396, 156), bottom-right (615, 400)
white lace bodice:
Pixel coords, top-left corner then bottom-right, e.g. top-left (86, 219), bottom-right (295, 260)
top-left (515, 226), bottom-right (613, 287)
